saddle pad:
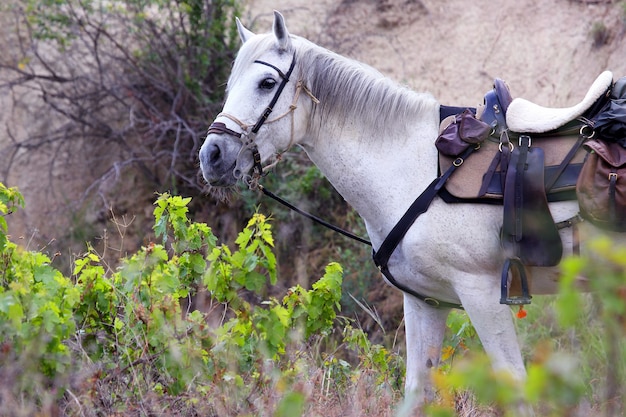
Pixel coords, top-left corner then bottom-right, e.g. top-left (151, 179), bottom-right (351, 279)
top-left (439, 125), bottom-right (587, 201)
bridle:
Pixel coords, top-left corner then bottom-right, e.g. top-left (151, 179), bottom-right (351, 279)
top-left (207, 52), bottom-right (318, 188)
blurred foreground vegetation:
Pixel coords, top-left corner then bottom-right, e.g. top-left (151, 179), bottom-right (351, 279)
top-left (1, 182), bottom-right (625, 416)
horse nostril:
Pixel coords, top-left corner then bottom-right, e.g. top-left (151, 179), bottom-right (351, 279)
top-left (208, 143), bottom-right (221, 164)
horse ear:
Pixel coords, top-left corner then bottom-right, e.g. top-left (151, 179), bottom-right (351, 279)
top-left (272, 11), bottom-right (292, 51)
top-left (236, 17), bottom-right (254, 44)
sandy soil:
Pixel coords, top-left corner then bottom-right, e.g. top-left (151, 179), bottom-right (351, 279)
top-left (242, 0), bottom-right (626, 106)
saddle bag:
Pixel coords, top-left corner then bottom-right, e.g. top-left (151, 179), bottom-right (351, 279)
top-left (577, 139), bottom-right (626, 231)
top-left (435, 109), bottom-right (491, 157)
top-left (576, 76), bottom-right (626, 231)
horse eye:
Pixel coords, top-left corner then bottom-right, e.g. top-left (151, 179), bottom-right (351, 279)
top-left (259, 78), bottom-right (277, 90)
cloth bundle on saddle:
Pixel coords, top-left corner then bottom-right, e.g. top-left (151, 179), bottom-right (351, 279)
top-left (436, 71), bottom-right (626, 305)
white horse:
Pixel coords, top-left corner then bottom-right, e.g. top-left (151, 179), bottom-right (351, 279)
top-left (199, 11), bottom-right (620, 410)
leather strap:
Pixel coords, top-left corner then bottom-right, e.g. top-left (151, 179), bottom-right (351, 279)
top-left (259, 185), bottom-right (372, 246)
top-left (609, 169), bottom-right (618, 223)
top-left (372, 145), bottom-right (477, 309)
top-left (514, 135), bottom-right (531, 240)
top-left (251, 54), bottom-right (297, 134)
top-left (502, 136), bottom-right (563, 266)
top-left (208, 122), bottom-right (242, 138)
top-left (478, 131), bottom-right (512, 197)
top-left (544, 131), bottom-right (586, 192)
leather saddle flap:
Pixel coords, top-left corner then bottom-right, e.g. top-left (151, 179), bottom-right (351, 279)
top-left (501, 144), bottom-right (563, 266)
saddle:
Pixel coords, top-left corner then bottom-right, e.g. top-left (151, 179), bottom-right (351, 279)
top-left (438, 71), bottom-right (613, 304)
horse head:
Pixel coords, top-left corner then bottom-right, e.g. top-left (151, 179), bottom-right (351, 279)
top-left (199, 11), bottom-right (317, 188)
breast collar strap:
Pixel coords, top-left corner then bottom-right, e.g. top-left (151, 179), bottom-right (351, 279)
top-left (371, 142), bottom-right (477, 310)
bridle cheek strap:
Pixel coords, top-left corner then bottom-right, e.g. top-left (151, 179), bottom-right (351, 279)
top-left (251, 53), bottom-right (297, 134)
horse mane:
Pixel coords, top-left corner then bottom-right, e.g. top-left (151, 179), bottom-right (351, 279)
top-left (297, 40), bottom-right (439, 137)
top-left (228, 34), bottom-right (439, 138)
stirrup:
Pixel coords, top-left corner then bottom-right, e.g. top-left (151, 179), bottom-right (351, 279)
top-left (500, 258), bottom-right (532, 305)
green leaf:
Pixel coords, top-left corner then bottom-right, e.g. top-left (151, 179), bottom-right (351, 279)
top-left (244, 271), bottom-right (266, 292)
top-left (235, 228), bottom-right (253, 248)
top-left (274, 391), bottom-right (305, 417)
top-left (153, 216), bottom-right (168, 242)
top-left (7, 301), bottom-right (24, 329)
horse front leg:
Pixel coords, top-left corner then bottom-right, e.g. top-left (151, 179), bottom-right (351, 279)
top-left (458, 289), bottom-right (527, 381)
top-left (403, 293), bottom-right (450, 404)
top-left (457, 282), bottom-right (534, 416)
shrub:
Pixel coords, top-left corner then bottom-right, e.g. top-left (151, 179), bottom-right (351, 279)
top-left (0, 183), bottom-right (404, 415)
top-left (1, 0), bottom-right (241, 199)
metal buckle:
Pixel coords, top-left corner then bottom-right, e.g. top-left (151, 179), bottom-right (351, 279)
top-left (498, 141), bottom-right (514, 152)
top-left (519, 135), bottom-right (531, 147)
top-left (423, 297), bottom-right (440, 307)
top-left (580, 124), bottom-right (595, 138)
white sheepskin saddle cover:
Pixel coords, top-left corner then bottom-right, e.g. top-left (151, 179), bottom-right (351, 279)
top-left (507, 71), bottom-right (613, 133)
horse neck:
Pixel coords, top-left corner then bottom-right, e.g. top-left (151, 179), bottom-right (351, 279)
top-left (293, 42), bottom-right (441, 242)
top-left (302, 108), bottom-right (441, 244)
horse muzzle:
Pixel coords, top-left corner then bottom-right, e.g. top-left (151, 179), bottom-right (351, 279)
top-left (199, 134), bottom-right (247, 187)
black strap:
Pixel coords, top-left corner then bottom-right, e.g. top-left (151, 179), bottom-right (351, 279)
top-left (544, 132), bottom-right (586, 192)
top-left (609, 169), bottom-right (618, 224)
top-left (514, 135), bottom-right (531, 240)
top-left (478, 131), bottom-right (512, 197)
top-left (259, 185), bottom-right (372, 246)
top-left (372, 178), bottom-right (441, 269)
top-left (251, 54), bottom-right (297, 134)
top-left (371, 145), bottom-right (477, 309)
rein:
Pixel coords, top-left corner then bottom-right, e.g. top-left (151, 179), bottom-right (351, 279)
top-left (258, 185), bottom-right (372, 246)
